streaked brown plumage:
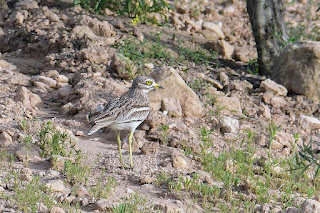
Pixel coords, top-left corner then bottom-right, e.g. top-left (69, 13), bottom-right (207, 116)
top-left (88, 76), bottom-right (163, 168)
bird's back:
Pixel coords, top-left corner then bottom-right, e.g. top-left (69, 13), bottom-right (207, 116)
top-left (88, 89), bottom-right (150, 134)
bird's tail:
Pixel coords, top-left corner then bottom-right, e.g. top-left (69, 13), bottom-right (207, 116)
top-left (87, 124), bottom-right (105, 136)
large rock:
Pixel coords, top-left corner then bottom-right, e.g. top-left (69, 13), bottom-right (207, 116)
top-left (300, 199), bottom-right (320, 213)
top-left (149, 67), bottom-right (203, 117)
top-left (272, 41), bottom-right (320, 102)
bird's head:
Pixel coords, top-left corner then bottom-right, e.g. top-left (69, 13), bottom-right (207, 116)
top-left (131, 76), bottom-right (164, 93)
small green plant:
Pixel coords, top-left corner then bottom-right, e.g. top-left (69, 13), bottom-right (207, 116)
top-left (149, 32), bottom-right (174, 63)
top-left (112, 203), bottom-right (127, 213)
top-left (90, 176), bottom-right (118, 199)
top-left (74, 0), bottom-right (172, 24)
top-left (158, 124), bottom-right (169, 144)
top-left (20, 117), bottom-right (30, 133)
top-left (180, 139), bottom-right (193, 156)
top-left (205, 93), bottom-right (216, 106)
top-left (112, 193), bottom-right (150, 213)
top-left (290, 133), bottom-right (300, 155)
top-left (113, 36), bottom-right (174, 74)
top-left (64, 150), bottom-right (90, 185)
top-left (14, 176), bottom-right (54, 212)
top-left (187, 79), bottom-right (208, 95)
top-left (293, 138), bottom-right (320, 180)
top-left (22, 135), bottom-right (32, 165)
top-left (246, 59), bottom-right (259, 75)
top-left (38, 121), bottom-right (71, 158)
top-left (178, 45), bottom-right (216, 65)
top-left (267, 122), bottom-right (280, 164)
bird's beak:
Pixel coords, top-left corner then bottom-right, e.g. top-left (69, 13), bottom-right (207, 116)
top-left (153, 82), bottom-right (164, 89)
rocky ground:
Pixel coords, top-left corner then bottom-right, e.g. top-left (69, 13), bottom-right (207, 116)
top-left (0, 0), bottom-right (320, 212)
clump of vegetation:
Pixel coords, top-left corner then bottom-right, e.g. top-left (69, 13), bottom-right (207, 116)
top-left (187, 79), bottom-right (209, 95)
top-left (14, 177), bottom-right (54, 212)
top-left (112, 193), bottom-right (151, 213)
top-left (74, 0), bottom-right (172, 24)
top-left (37, 121), bottom-right (72, 158)
top-left (154, 125), bottom-right (320, 211)
top-left (178, 45), bottom-right (216, 65)
top-left (246, 59), bottom-right (259, 75)
top-left (113, 34), bottom-right (174, 65)
top-left (2, 170), bottom-right (55, 212)
top-left (64, 150), bottom-right (91, 185)
top-left (89, 176), bottom-right (118, 199)
top-left (158, 124), bottom-right (170, 145)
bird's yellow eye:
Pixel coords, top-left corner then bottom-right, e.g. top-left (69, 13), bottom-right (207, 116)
top-left (146, 80), bottom-right (152, 85)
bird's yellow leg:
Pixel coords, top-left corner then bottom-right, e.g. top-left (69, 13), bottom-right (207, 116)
top-left (129, 131), bottom-right (134, 168)
top-left (117, 131), bottom-right (124, 168)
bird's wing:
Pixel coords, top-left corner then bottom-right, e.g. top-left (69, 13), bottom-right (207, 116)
top-left (94, 95), bottom-right (150, 126)
top-left (115, 99), bottom-right (150, 123)
top-left (93, 97), bottom-right (122, 124)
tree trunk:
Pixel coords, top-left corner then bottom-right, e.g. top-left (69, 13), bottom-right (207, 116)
top-left (247, 0), bottom-right (287, 76)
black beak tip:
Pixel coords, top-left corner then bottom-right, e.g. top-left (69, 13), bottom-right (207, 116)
top-left (159, 85), bottom-right (164, 89)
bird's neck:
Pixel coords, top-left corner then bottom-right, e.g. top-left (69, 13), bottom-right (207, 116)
top-left (129, 87), bottom-right (149, 100)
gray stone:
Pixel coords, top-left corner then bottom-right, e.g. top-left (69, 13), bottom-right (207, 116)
top-left (300, 199), bottom-right (320, 213)
top-left (219, 116), bottom-right (239, 134)
top-left (76, 186), bottom-right (89, 198)
top-left (272, 41), bottom-right (320, 102)
top-left (141, 142), bottom-right (159, 155)
top-left (15, 87), bottom-right (30, 107)
top-left (6, 74), bottom-right (31, 86)
top-left (94, 199), bottom-right (113, 211)
top-left (51, 155), bottom-right (74, 171)
top-left (15, 0), bottom-right (39, 9)
top-left (215, 96), bottom-right (242, 115)
top-left (45, 180), bottom-right (69, 194)
top-left (50, 206), bottom-right (65, 213)
top-left (270, 96), bottom-right (287, 108)
top-left (36, 76), bottom-right (57, 88)
top-left (299, 114), bottom-right (320, 131)
top-left (257, 104), bottom-right (271, 119)
top-left (38, 203), bottom-right (48, 213)
top-left (172, 155), bottom-right (189, 169)
top-left (271, 140), bottom-right (283, 150)
top-left (260, 79), bottom-right (288, 96)
top-left (58, 85), bottom-right (73, 99)
top-left (15, 144), bottom-right (42, 162)
top-left (110, 53), bottom-right (136, 79)
top-left (276, 131), bottom-right (294, 148)
top-left (55, 75), bottom-right (68, 84)
top-left (29, 92), bottom-right (42, 107)
top-left (202, 22), bottom-right (224, 39)
top-left (219, 72), bottom-right (229, 86)
top-left (0, 132), bottom-right (13, 146)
